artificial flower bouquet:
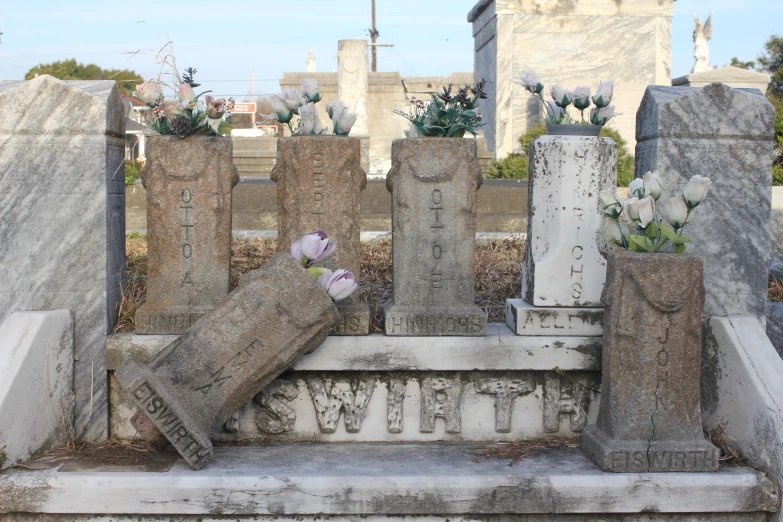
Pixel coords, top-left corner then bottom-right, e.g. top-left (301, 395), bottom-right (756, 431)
top-left (394, 80), bottom-right (487, 138)
top-left (265, 78), bottom-right (358, 136)
top-left (290, 231), bottom-right (358, 301)
top-left (520, 70), bottom-right (617, 127)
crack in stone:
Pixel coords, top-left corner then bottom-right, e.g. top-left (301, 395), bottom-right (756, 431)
top-left (648, 366), bottom-right (660, 472)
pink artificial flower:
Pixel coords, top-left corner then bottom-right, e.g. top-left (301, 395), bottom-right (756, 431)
top-left (317, 269), bottom-right (357, 301)
top-left (290, 231), bottom-right (336, 267)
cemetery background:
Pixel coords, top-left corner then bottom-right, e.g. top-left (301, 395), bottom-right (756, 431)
top-left (3, 1), bottom-right (783, 521)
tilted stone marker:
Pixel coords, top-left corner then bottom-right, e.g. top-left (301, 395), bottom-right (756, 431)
top-left (507, 135), bottom-right (615, 336)
top-left (117, 254), bottom-right (338, 469)
top-left (581, 251), bottom-right (719, 472)
top-left (136, 136), bottom-right (239, 334)
top-left (384, 138), bottom-right (486, 336)
top-left (272, 136), bottom-right (369, 335)
top-left (636, 83), bottom-right (774, 321)
top-left (0, 75), bottom-right (125, 441)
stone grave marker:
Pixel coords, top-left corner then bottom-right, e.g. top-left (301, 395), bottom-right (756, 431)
top-left (136, 136), bottom-right (239, 334)
top-left (384, 138), bottom-right (486, 336)
top-left (581, 251), bottom-right (719, 472)
top-left (0, 75), bottom-right (125, 441)
top-left (635, 83), bottom-right (774, 321)
top-left (272, 135), bottom-right (369, 335)
top-left (116, 253), bottom-right (338, 469)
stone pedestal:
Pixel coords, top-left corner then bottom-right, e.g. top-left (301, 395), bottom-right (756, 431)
top-left (384, 138), bottom-right (486, 336)
top-left (0, 75), bottom-right (125, 441)
top-left (116, 253), bottom-right (338, 469)
top-left (581, 250), bottom-right (719, 472)
top-left (522, 136), bottom-right (617, 308)
top-left (136, 136), bottom-right (239, 335)
top-left (272, 136), bottom-right (369, 335)
top-left (635, 84), bottom-right (774, 321)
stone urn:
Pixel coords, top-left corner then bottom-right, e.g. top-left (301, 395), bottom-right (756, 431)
top-left (117, 253), bottom-right (339, 470)
top-left (271, 135), bottom-right (369, 335)
top-left (581, 249), bottom-right (719, 472)
top-left (383, 138), bottom-right (486, 336)
top-left (136, 135), bottom-right (239, 334)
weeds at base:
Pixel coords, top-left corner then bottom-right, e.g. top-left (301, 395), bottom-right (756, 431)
top-left (471, 437), bottom-right (580, 466)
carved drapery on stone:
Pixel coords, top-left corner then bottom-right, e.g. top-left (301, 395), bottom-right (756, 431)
top-left (307, 377), bottom-right (376, 433)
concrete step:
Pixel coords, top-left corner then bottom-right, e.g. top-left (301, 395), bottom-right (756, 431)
top-left (0, 443), bottom-right (776, 519)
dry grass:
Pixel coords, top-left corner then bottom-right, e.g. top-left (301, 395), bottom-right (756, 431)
top-left (114, 236), bottom-right (525, 333)
top-left (769, 277), bottom-right (783, 302)
top-left (471, 437), bottom-right (580, 466)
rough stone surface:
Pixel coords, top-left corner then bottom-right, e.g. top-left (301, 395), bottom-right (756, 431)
top-left (581, 250), bottom-right (719, 472)
top-left (116, 253), bottom-right (338, 469)
top-left (0, 515), bottom-right (769, 522)
top-left (766, 302), bottom-right (783, 359)
top-left (384, 138), bottom-right (486, 336)
top-left (136, 136), bottom-right (239, 334)
top-left (635, 84), bottom-right (774, 321)
top-left (0, 444), bottom-right (776, 516)
top-left (506, 299), bottom-right (603, 336)
top-left (523, 136), bottom-right (617, 308)
top-left (0, 75), bottom-right (125, 442)
top-left (0, 311), bottom-right (73, 468)
top-left (272, 136), bottom-right (369, 335)
top-left (702, 316), bottom-right (783, 522)
top-left (337, 40), bottom-right (369, 137)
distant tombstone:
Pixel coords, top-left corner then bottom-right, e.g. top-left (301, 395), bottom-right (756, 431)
top-left (116, 253), bottom-right (338, 470)
top-left (635, 83), bottom-right (774, 321)
top-left (272, 135), bottom-right (370, 335)
top-left (581, 251), bottom-right (720, 472)
top-left (384, 138), bottom-right (486, 336)
top-left (135, 136), bottom-right (239, 334)
top-left (337, 40), bottom-right (369, 136)
top-left (0, 75), bottom-right (125, 441)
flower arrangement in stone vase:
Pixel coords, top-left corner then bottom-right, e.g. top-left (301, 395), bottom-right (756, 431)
top-left (133, 43), bottom-right (234, 138)
top-left (291, 231), bottom-right (357, 301)
top-left (394, 80), bottom-right (487, 137)
top-left (520, 70), bottom-right (617, 127)
top-left (264, 79), bottom-right (358, 136)
top-left (599, 172), bottom-right (712, 253)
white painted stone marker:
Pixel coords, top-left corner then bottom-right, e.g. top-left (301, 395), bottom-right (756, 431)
top-left (0, 310), bottom-right (73, 468)
top-left (522, 135), bottom-right (617, 307)
top-left (505, 299), bottom-right (603, 336)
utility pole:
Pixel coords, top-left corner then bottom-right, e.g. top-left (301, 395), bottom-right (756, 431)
top-left (370, 0), bottom-right (379, 72)
top-left (251, 69), bottom-right (256, 127)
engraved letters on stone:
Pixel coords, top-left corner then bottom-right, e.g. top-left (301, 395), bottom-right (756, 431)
top-left (420, 377), bottom-right (463, 433)
top-left (307, 377), bottom-right (376, 433)
top-left (542, 373), bottom-right (589, 433)
top-left (476, 377), bottom-right (534, 433)
top-left (387, 378), bottom-right (406, 434)
top-left (254, 379), bottom-right (299, 434)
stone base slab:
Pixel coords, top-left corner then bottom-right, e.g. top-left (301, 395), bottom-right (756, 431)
top-left (0, 444), bottom-right (775, 516)
top-left (505, 299), bottom-right (603, 336)
top-left (333, 297), bottom-right (370, 336)
top-left (135, 306), bottom-right (213, 335)
top-left (581, 424), bottom-right (720, 472)
top-left (383, 304), bottom-right (487, 336)
top-left (114, 359), bottom-right (213, 470)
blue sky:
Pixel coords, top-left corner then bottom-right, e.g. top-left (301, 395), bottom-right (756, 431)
top-left (0, 0), bottom-right (780, 100)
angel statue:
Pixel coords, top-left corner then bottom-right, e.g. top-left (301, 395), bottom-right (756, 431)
top-left (692, 11), bottom-right (714, 73)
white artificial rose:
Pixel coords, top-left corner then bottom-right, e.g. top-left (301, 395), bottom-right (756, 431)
top-left (546, 100), bottom-right (566, 124)
top-left (520, 70), bottom-right (544, 94)
top-left (629, 178), bottom-right (645, 199)
top-left (599, 190), bottom-right (623, 218)
top-left (664, 196), bottom-right (689, 229)
top-left (573, 86), bottom-right (591, 110)
top-left (301, 78), bottom-right (321, 103)
top-left (590, 105), bottom-right (616, 126)
top-left (281, 88), bottom-right (305, 112)
top-left (592, 80), bottom-right (615, 107)
top-left (622, 196), bottom-right (641, 223)
top-left (136, 81), bottom-right (163, 105)
top-left (602, 216), bottom-right (624, 244)
top-left (269, 94), bottom-right (293, 123)
top-left (298, 102), bottom-right (324, 134)
top-left (551, 84), bottom-right (572, 108)
top-left (642, 170), bottom-right (663, 200)
top-left (683, 175), bottom-right (712, 208)
top-left (637, 196), bottom-right (655, 228)
top-left (333, 105), bottom-right (358, 135)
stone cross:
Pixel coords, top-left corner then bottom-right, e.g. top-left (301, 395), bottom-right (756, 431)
top-left (116, 253), bottom-right (338, 469)
top-left (0, 75), bottom-right (125, 442)
top-left (272, 135), bottom-right (370, 335)
top-left (384, 138), bottom-right (486, 336)
top-left (692, 12), bottom-right (714, 74)
top-left (635, 84), bottom-right (774, 321)
top-left (337, 40), bottom-right (369, 136)
top-left (135, 136), bottom-right (239, 334)
top-left (581, 251), bottom-right (719, 472)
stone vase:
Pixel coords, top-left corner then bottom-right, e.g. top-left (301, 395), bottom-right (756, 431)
top-left (271, 135), bottom-right (369, 335)
top-left (581, 250), bottom-right (719, 472)
top-left (117, 253), bottom-right (339, 470)
top-left (383, 138), bottom-right (486, 336)
top-left (136, 136), bottom-right (239, 334)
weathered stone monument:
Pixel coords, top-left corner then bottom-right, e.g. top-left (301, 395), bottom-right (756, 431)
top-left (135, 136), bottom-right (239, 334)
top-left (272, 136), bottom-right (370, 335)
top-left (384, 138), bottom-right (486, 336)
top-left (337, 40), bottom-right (369, 137)
top-left (468, 0), bottom-right (675, 155)
top-left (581, 251), bottom-right (719, 472)
top-left (507, 136), bottom-right (615, 335)
top-left (117, 254), bottom-right (338, 469)
top-left (0, 75), bottom-right (125, 441)
top-left (635, 84), bottom-right (774, 321)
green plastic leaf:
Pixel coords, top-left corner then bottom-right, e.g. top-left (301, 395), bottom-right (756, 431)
top-left (671, 235), bottom-right (692, 245)
top-left (217, 122), bottom-right (234, 136)
top-left (658, 223), bottom-right (677, 242)
top-left (673, 243), bottom-right (687, 254)
top-left (629, 234), bottom-right (654, 252)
